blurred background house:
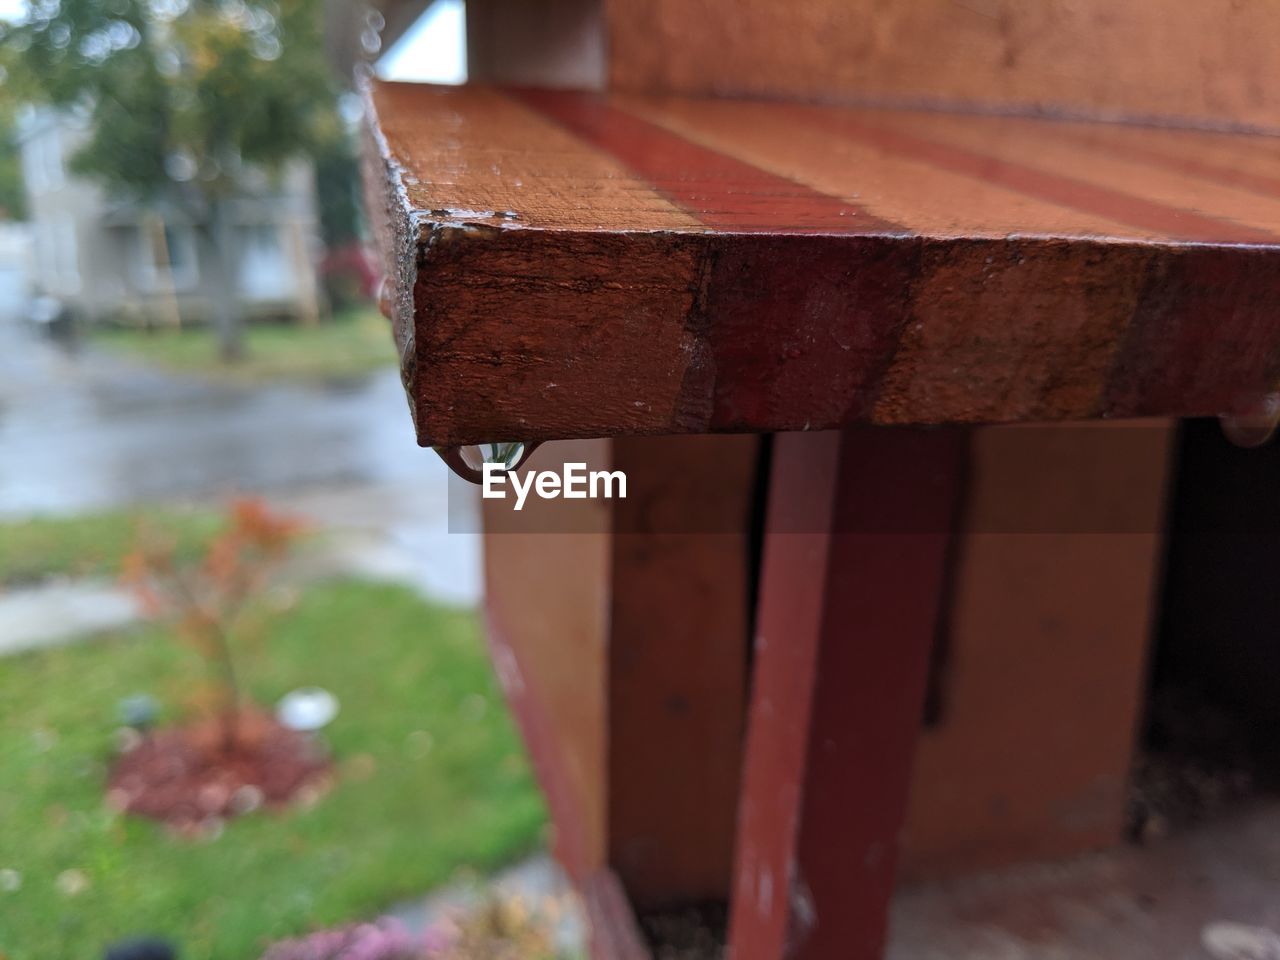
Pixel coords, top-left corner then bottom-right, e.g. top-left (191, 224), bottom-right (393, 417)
top-left (0, 220), bottom-right (29, 321)
top-left (20, 105), bottom-right (322, 327)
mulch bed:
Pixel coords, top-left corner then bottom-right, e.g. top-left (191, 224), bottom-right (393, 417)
top-left (107, 708), bottom-right (332, 833)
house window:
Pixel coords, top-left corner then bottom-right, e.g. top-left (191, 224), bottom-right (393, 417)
top-left (238, 222), bottom-right (294, 300)
top-left (134, 221), bottom-right (199, 292)
top-left (55, 215), bottom-right (79, 291)
top-left (36, 214), bottom-right (80, 293)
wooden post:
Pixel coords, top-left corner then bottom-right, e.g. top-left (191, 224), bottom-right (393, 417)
top-left (287, 217), bottom-right (321, 327)
top-left (729, 427), bottom-right (966, 960)
top-left (483, 436), bottom-right (760, 954)
top-left (608, 435), bottom-right (757, 909)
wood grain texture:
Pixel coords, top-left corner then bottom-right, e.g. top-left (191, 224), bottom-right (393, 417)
top-left (608, 435), bottom-right (757, 908)
top-left (605, 0), bottom-right (1280, 132)
top-left (482, 436), bottom-right (758, 910)
top-left (482, 439), bottom-right (614, 880)
top-left (367, 81), bottom-right (1280, 445)
top-left (901, 422), bottom-right (1172, 880)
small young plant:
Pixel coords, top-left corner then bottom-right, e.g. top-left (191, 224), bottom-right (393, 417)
top-left (122, 499), bottom-right (304, 752)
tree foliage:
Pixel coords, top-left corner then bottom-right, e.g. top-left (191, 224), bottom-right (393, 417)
top-left (2, 0), bottom-right (355, 358)
top-left (314, 125), bottom-right (362, 248)
top-left (123, 497), bottom-right (304, 751)
top-left (0, 106), bottom-right (25, 220)
top-left (1, 0), bottom-right (343, 201)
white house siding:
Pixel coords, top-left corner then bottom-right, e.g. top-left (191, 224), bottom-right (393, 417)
top-left (0, 224), bottom-right (32, 323)
top-left (19, 108), bottom-right (322, 325)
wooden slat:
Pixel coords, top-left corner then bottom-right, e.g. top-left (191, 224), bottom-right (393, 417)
top-left (482, 436), bottom-right (758, 911)
top-left (728, 427), bottom-right (966, 960)
top-left (900, 421), bottom-right (1172, 879)
top-left (581, 869), bottom-right (655, 960)
top-left (608, 435), bottom-right (757, 908)
top-left (366, 81), bottom-right (1280, 445)
top-left (482, 439), bottom-right (614, 880)
top-left (873, 111), bottom-right (1280, 240)
top-left (619, 97), bottom-right (1141, 240)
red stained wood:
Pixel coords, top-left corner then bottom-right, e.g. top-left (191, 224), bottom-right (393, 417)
top-left (510, 89), bottom-right (902, 234)
top-left (367, 81), bottom-right (1280, 445)
top-left (482, 440), bottom-right (614, 880)
top-left (796, 109), bottom-right (1275, 245)
top-left (1047, 127), bottom-right (1280, 202)
top-left (482, 437), bottom-right (759, 912)
top-left (485, 600), bottom-right (595, 878)
top-left (581, 869), bottom-right (655, 960)
top-left (705, 237), bottom-right (918, 427)
top-left (729, 428), bottom-right (966, 960)
top-left (1104, 248), bottom-right (1280, 417)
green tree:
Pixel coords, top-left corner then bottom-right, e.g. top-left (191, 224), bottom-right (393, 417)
top-left (1, 0), bottom-right (344, 359)
top-left (313, 107), bottom-right (362, 249)
top-left (0, 106), bottom-right (26, 221)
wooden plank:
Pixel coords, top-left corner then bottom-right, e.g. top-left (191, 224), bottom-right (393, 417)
top-left (605, 0), bottom-right (1280, 132)
top-left (608, 435), bottom-right (757, 907)
top-left (482, 439), bottom-right (614, 879)
top-left (900, 421), bottom-right (1173, 879)
top-left (582, 869), bottom-right (655, 960)
top-left (728, 427), bottom-right (966, 960)
top-left (483, 436), bottom-right (760, 912)
top-left (366, 81), bottom-right (1280, 446)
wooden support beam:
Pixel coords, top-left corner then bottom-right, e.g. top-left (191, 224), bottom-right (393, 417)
top-left (581, 869), bottom-right (654, 960)
top-left (608, 435), bottom-right (757, 908)
top-left (483, 439), bottom-right (614, 880)
top-left (483, 436), bottom-right (760, 935)
top-left (729, 427), bottom-right (966, 960)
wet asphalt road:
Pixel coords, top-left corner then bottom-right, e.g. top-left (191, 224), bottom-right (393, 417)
top-left (0, 318), bottom-right (441, 517)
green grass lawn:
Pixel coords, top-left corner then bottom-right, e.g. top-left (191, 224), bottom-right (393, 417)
top-left (0, 508), bottom-right (222, 586)
top-left (0, 579), bottom-right (547, 960)
top-left (91, 308), bottom-right (397, 383)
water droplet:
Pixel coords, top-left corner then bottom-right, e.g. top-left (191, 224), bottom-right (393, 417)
top-left (435, 442), bottom-right (535, 483)
top-left (1220, 393), bottom-right (1280, 449)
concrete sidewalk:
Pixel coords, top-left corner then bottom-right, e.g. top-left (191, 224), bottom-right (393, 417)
top-left (0, 494), bottom-right (481, 658)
